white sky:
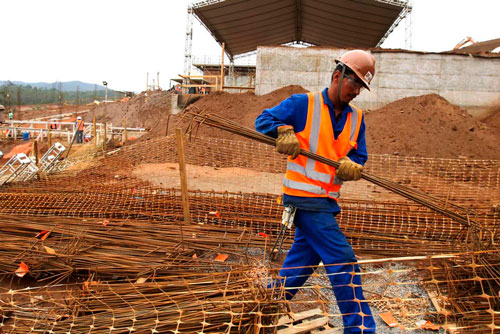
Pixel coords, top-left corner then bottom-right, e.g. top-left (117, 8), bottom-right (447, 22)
top-left (1, 0), bottom-right (498, 93)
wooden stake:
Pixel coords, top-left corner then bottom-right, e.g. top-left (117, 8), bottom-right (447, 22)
top-left (220, 42), bottom-right (225, 91)
top-left (176, 128), bottom-right (191, 229)
top-left (47, 129), bottom-right (52, 147)
top-left (93, 112), bottom-right (97, 148)
top-left (123, 118), bottom-right (128, 142)
top-left (103, 122), bottom-right (107, 151)
top-left (32, 139), bottom-right (39, 165)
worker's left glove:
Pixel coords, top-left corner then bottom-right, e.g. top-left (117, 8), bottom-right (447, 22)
top-left (336, 156), bottom-right (363, 181)
top-left (276, 125), bottom-right (301, 159)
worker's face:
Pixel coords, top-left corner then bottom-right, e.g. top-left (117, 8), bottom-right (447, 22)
top-left (330, 71), bottom-right (364, 104)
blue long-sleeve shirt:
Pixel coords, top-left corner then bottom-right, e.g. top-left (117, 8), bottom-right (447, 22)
top-left (255, 88), bottom-right (368, 213)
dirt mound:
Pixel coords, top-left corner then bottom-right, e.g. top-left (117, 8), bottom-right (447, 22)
top-left (481, 108), bottom-right (500, 130)
top-left (85, 90), bottom-right (174, 136)
top-left (365, 94), bottom-right (500, 159)
top-left (88, 86), bottom-right (498, 160)
top-left (179, 85), bottom-right (309, 140)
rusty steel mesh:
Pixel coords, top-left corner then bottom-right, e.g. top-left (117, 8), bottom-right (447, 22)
top-left (0, 134), bottom-right (499, 333)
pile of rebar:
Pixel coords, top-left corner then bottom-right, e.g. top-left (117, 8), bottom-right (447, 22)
top-left (0, 118), bottom-right (499, 333)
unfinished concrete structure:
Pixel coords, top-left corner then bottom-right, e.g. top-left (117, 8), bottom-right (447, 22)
top-left (193, 62), bottom-right (255, 93)
top-left (256, 46), bottom-right (500, 117)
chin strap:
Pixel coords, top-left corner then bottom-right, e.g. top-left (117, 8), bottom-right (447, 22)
top-left (337, 64), bottom-right (346, 105)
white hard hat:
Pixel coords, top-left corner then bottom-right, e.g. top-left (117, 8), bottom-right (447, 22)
top-left (77, 116), bottom-right (82, 120)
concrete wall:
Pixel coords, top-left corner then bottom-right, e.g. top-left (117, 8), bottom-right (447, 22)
top-left (256, 46), bottom-right (500, 117)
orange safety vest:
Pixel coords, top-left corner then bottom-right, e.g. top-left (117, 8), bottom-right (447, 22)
top-left (282, 92), bottom-right (363, 200)
top-left (76, 120), bottom-right (84, 130)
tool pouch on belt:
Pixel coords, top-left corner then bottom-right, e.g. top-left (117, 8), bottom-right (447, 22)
top-left (282, 206), bottom-right (296, 229)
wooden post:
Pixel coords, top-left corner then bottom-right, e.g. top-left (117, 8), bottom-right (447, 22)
top-left (92, 112), bottom-right (97, 147)
top-left (32, 139), bottom-right (41, 179)
top-left (103, 122), bottom-right (107, 151)
top-left (47, 128), bottom-right (52, 147)
top-left (220, 42), bottom-right (225, 91)
top-left (32, 139), bottom-right (39, 164)
top-left (123, 118), bottom-right (128, 142)
top-left (176, 128), bottom-right (191, 227)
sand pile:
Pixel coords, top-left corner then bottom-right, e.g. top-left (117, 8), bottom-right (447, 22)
top-left (365, 94), bottom-right (500, 159)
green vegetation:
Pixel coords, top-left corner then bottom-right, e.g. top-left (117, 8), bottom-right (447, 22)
top-left (0, 82), bottom-right (118, 106)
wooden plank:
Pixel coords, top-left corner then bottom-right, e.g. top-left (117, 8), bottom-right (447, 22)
top-left (176, 128), bottom-right (191, 225)
top-left (427, 290), bottom-right (449, 315)
top-left (277, 308), bottom-right (329, 334)
top-left (277, 308), bottom-right (323, 326)
top-left (277, 317), bottom-right (328, 334)
top-left (311, 327), bottom-right (336, 334)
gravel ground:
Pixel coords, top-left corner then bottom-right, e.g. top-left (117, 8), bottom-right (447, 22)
top-left (250, 248), bottom-right (447, 334)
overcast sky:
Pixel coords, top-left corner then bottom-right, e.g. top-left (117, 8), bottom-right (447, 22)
top-left (1, 0), bottom-right (498, 92)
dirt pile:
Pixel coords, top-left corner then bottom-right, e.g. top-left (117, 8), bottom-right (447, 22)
top-left (85, 90), bottom-right (174, 136)
top-left (365, 94), bottom-right (500, 159)
top-left (179, 85), bottom-right (309, 140)
top-left (481, 108), bottom-right (500, 130)
top-left (90, 86), bottom-right (498, 159)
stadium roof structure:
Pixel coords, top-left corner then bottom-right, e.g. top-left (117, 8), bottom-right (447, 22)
top-left (190, 0), bottom-right (411, 59)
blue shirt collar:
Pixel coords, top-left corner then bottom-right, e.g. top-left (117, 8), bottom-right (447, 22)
top-left (322, 87), bottom-right (353, 114)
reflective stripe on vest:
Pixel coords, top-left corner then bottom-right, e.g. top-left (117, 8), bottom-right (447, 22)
top-left (283, 178), bottom-right (341, 198)
top-left (282, 92), bottom-right (362, 199)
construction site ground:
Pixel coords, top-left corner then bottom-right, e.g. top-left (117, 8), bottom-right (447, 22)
top-left (0, 86), bottom-right (499, 333)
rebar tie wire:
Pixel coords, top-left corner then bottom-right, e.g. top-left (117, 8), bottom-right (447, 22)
top-left (185, 112), bottom-right (495, 248)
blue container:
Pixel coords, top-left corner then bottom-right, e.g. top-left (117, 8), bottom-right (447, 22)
top-left (22, 131), bottom-right (30, 141)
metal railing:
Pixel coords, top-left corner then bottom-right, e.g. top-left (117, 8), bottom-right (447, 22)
top-left (1, 120), bottom-right (145, 143)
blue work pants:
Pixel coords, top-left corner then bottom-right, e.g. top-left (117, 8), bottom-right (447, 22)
top-left (76, 130), bottom-right (83, 143)
top-left (278, 209), bottom-right (375, 333)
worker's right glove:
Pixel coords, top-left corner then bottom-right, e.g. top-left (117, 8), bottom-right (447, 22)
top-left (276, 125), bottom-right (300, 159)
top-left (336, 156), bottom-right (363, 181)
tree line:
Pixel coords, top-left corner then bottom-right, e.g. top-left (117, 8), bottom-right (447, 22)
top-left (0, 82), bottom-right (118, 107)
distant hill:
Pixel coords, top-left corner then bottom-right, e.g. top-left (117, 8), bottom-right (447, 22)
top-left (0, 80), bottom-right (106, 92)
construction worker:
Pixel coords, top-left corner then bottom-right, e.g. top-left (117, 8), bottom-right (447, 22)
top-left (255, 50), bottom-right (376, 334)
top-left (75, 116), bottom-right (84, 143)
top-left (49, 119), bottom-right (58, 130)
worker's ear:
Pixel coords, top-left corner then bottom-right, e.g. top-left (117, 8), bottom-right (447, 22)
top-left (331, 71), bottom-right (340, 84)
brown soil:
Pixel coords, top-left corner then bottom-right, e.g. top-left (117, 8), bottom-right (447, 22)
top-left (365, 94), bottom-right (500, 159)
top-left (84, 91), bottom-right (174, 138)
top-left (13, 104), bottom-right (88, 120)
top-left (481, 107), bottom-right (500, 130)
top-left (12, 86), bottom-right (497, 160)
top-left (178, 85), bottom-right (309, 141)
top-left (132, 162), bottom-right (283, 194)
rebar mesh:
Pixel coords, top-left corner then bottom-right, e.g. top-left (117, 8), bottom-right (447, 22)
top-left (0, 134), bottom-right (499, 333)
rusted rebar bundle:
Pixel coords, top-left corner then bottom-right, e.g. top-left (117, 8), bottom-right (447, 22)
top-left (0, 215), bottom-right (277, 282)
top-left (2, 250), bottom-right (498, 333)
top-left (0, 270), bottom-right (282, 333)
top-left (185, 113), bottom-right (497, 247)
top-left (417, 250), bottom-right (500, 333)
